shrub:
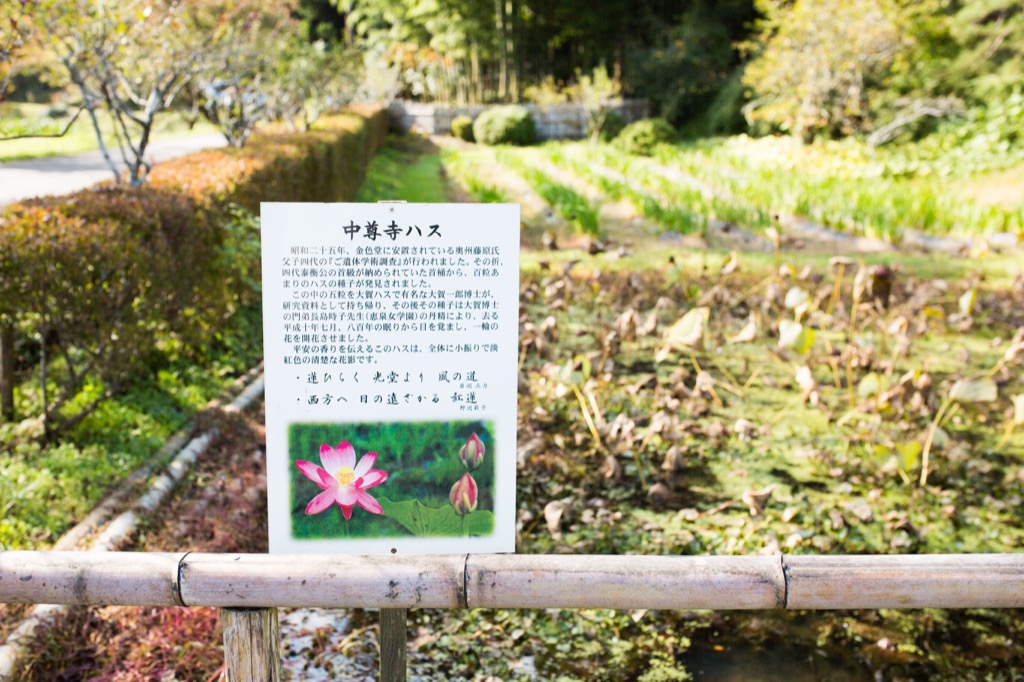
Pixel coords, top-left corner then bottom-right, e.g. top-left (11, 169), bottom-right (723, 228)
top-left (0, 188), bottom-right (212, 423)
top-left (472, 105), bottom-right (536, 146)
top-left (613, 118), bottom-right (676, 156)
top-left (703, 72), bottom-right (749, 136)
top-left (0, 107), bottom-right (389, 431)
top-left (451, 115), bottom-right (475, 142)
top-left (596, 111), bottom-right (626, 142)
top-left (147, 108), bottom-right (388, 214)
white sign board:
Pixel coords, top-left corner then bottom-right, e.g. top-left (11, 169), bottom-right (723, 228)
top-left (261, 202), bottom-right (519, 554)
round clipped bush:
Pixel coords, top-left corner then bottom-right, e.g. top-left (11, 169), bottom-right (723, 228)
top-left (451, 115), bottom-right (475, 142)
top-left (613, 118), bottom-right (676, 156)
top-left (472, 105), bottom-right (537, 146)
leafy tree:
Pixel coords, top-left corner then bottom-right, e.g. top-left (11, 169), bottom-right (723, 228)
top-left (947, 0), bottom-right (1024, 101)
top-left (327, 0), bottom-right (758, 119)
top-left (0, 0), bottom-right (35, 102)
top-left (358, 47), bottom-right (403, 104)
top-left (335, 0), bottom-right (498, 103)
top-left (185, 1), bottom-right (293, 147)
top-left (628, 0), bottom-right (754, 129)
top-left (268, 39), bottom-right (362, 131)
top-left (328, 0), bottom-right (695, 105)
top-left (297, 0), bottom-right (351, 45)
top-left (515, 0), bottom-right (637, 89)
top-left (39, 0), bottom-right (199, 185)
top-left (742, 0), bottom-right (912, 141)
top-left (567, 65), bottom-right (622, 142)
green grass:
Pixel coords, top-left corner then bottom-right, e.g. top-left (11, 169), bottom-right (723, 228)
top-left (0, 303), bottom-right (264, 550)
top-left (356, 136), bottom-right (447, 202)
top-left (440, 147), bottom-right (510, 203)
top-left (494, 147), bottom-right (600, 235)
top-left (0, 103), bottom-right (219, 162)
top-left (651, 136), bottom-right (1024, 240)
top-left (542, 143), bottom-right (710, 234)
top-left (444, 135), bottom-right (1024, 241)
top-left (400, 153), bottom-right (447, 202)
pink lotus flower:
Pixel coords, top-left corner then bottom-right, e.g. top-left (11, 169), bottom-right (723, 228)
top-left (296, 441), bottom-right (388, 519)
top-left (459, 432), bottom-right (485, 471)
top-left (449, 472), bottom-right (478, 516)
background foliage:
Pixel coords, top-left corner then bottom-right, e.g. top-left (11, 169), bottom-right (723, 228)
top-left (4, 0), bottom-right (1024, 143)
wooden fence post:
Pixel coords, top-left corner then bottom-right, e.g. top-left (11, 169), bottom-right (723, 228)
top-left (0, 324), bottom-right (14, 422)
top-left (221, 607), bottom-right (282, 682)
top-left (380, 608), bottom-right (407, 682)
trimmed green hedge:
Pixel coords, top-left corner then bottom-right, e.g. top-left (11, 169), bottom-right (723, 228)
top-left (451, 115), bottom-right (474, 142)
top-left (472, 105), bottom-right (537, 146)
top-left (147, 107), bottom-right (388, 212)
top-left (0, 107), bottom-right (388, 428)
top-left (613, 118), bottom-right (676, 156)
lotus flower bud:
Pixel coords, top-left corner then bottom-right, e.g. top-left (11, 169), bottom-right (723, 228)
top-left (449, 472), bottom-right (478, 516)
top-left (459, 432), bottom-right (485, 471)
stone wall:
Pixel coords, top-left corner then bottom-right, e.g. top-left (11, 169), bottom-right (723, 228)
top-left (389, 100), bottom-right (648, 140)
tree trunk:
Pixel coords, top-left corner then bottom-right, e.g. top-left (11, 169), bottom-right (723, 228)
top-left (494, 0), bottom-right (508, 101)
top-left (470, 40), bottom-right (481, 103)
top-left (0, 324), bottom-right (14, 422)
top-left (507, 0), bottom-right (519, 101)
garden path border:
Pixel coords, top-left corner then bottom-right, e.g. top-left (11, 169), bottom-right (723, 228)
top-left (0, 366), bottom-right (265, 680)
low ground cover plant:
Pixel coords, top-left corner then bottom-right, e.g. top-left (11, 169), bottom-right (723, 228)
top-left (453, 132), bottom-right (1024, 243)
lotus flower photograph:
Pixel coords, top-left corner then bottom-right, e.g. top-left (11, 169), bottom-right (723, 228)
top-left (288, 420), bottom-right (495, 540)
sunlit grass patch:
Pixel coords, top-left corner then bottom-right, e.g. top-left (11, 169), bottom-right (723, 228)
top-left (0, 103), bottom-right (218, 162)
top-left (495, 147), bottom-right (600, 235)
top-left (357, 135), bottom-right (447, 203)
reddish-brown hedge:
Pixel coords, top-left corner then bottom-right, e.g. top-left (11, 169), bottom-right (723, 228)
top-left (0, 107), bottom-right (388, 424)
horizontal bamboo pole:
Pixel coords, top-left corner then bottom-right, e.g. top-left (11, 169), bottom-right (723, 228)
top-left (2, 552), bottom-right (1023, 610)
top-left (784, 554), bottom-right (1024, 609)
top-left (179, 553), bottom-right (467, 609)
top-left (467, 554), bottom-right (785, 609)
top-left (0, 551), bottom-right (185, 606)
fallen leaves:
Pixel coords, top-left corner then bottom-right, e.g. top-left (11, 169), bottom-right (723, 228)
top-left (658, 306), bottom-right (709, 359)
top-left (513, 251), bottom-right (1023, 565)
top-left (949, 375), bottom-right (998, 403)
top-left (741, 485), bottom-right (776, 516)
top-left (778, 319), bottom-right (815, 353)
top-left (730, 314), bottom-right (758, 343)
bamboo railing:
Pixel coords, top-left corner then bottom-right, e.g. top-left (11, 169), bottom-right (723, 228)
top-left (2, 551), bottom-right (1023, 680)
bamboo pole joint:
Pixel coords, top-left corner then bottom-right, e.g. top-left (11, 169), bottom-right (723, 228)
top-left (1, 551), bottom-right (1022, 611)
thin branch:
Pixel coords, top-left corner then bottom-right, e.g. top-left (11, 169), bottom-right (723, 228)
top-left (78, 85), bottom-right (122, 185)
top-left (0, 106), bottom-right (85, 141)
top-left (47, 387), bottom-right (115, 436)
